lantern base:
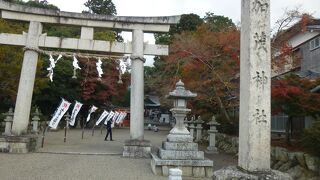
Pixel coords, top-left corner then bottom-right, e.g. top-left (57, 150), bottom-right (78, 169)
top-left (122, 139), bottom-right (151, 158)
top-left (0, 135), bottom-right (39, 153)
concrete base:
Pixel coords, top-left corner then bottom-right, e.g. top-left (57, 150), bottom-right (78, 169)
top-left (122, 139), bottom-right (151, 158)
top-left (151, 153), bottom-right (213, 177)
top-left (0, 135), bottom-right (39, 153)
top-left (205, 146), bottom-right (218, 154)
top-left (213, 166), bottom-right (292, 180)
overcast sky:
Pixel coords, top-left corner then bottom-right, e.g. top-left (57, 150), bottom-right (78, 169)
top-left (46, 0), bottom-right (320, 66)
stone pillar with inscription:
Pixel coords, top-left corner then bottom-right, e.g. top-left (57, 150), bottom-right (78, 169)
top-left (238, 0), bottom-right (271, 171)
top-left (213, 0), bottom-right (292, 179)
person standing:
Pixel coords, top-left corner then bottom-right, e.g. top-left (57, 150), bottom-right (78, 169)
top-left (104, 120), bottom-right (113, 141)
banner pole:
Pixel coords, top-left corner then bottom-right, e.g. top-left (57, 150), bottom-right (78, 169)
top-left (82, 119), bottom-right (85, 139)
top-left (41, 125), bottom-right (49, 148)
top-left (64, 113), bottom-right (70, 143)
top-left (92, 120), bottom-right (96, 136)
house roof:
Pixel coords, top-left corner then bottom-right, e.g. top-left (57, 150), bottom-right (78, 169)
top-left (145, 95), bottom-right (160, 107)
top-left (298, 69), bottom-right (320, 79)
top-left (311, 85), bottom-right (320, 93)
top-left (273, 17), bottom-right (320, 47)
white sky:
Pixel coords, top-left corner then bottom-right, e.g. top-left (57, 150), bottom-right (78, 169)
top-left (46, 0), bottom-right (320, 66)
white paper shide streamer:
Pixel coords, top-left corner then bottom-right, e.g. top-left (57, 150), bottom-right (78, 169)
top-left (104, 111), bottom-right (115, 125)
top-left (96, 110), bottom-right (109, 125)
top-left (47, 54), bottom-right (62, 82)
top-left (69, 101), bottom-right (83, 126)
top-left (96, 58), bottom-right (103, 79)
top-left (72, 56), bottom-right (81, 78)
top-left (49, 98), bottom-right (71, 129)
top-left (86, 105), bottom-right (98, 122)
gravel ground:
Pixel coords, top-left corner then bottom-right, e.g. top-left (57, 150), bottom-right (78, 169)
top-left (0, 127), bottom-right (236, 180)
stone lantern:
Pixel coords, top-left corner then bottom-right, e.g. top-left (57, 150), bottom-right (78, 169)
top-left (194, 116), bottom-right (204, 142)
top-left (31, 108), bottom-right (41, 133)
top-left (2, 108), bottom-right (14, 135)
top-left (166, 80), bottom-right (197, 140)
top-left (206, 115), bottom-right (220, 154)
top-left (151, 80), bottom-right (214, 178)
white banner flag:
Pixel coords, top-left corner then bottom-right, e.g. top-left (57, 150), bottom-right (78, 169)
top-left (96, 110), bottom-right (109, 125)
top-left (118, 112), bottom-right (127, 124)
top-left (115, 112), bottom-right (125, 124)
top-left (49, 98), bottom-right (71, 129)
top-left (115, 112), bottom-right (122, 124)
top-left (86, 105), bottom-right (98, 122)
top-left (120, 112), bottom-right (127, 123)
top-left (104, 111), bottom-right (115, 125)
top-left (112, 111), bottom-right (120, 122)
top-left (69, 101), bottom-right (83, 126)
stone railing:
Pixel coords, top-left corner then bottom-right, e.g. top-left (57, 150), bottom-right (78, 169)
top-left (215, 133), bottom-right (320, 179)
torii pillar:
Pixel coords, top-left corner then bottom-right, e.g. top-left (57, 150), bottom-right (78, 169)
top-left (12, 21), bottom-right (42, 135)
top-left (123, 29), bottom-right (151, 158)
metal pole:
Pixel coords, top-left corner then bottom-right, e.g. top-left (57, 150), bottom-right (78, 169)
top-left (64, 125), bottom-right (67, 142)
top-left (64, 113), bottom-right (70, 143)
top-left (81, 119), bottom-right (85, 139)
top-left (41, 126), bottom-right (49, 148)
top-left (92, 123), bottom-right (96, 136)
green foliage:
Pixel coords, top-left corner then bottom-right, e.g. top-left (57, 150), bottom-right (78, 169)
top-left (94, 30), bottom-right (117, 41)
top-left (301, 121), bottom-right (320, 156)
top-left (172, 14), bottom-right (204, 34)
top-left (216, 114), bottom-right (239, 135)
top-left (203, 12), bottom-right (235, 32)
top-left (154, 13), bottom-right (203, 45)
top-left (84, 0), bottom-right (117, 15)
top-left (4, 0), bottom-right (59, 10)
top-left (44, 25), bottom-right (80, 38)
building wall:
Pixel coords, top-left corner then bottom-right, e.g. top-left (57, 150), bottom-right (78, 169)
top-left (300, 35), bottom-right (320, 74)
top-left (288, 31), bottom-right (320, 48)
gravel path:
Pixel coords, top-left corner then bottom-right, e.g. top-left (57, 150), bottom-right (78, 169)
top-left (0, 127), bottom-right (236, 180)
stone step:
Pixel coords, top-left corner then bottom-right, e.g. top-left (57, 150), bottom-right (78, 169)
top-left (159, 148), bottom-right (204, 160)
top-left (162, 141), bottom-right (198, 151)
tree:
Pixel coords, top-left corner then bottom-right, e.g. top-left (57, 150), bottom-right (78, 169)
top-left (272, 74), bottom-right (320, 144)
top-left (84, 0), bottom-right (117, 15)
top-left (148, 24), bottom-right (240, 124)
top-left (203, 12), bottom-right (235, 32)
top-left (83, 0), bottom-right (123, 42)
top-left (154, 13), bottom-right (203, 45)
top-left (79, 57), bottom-right (129, 107)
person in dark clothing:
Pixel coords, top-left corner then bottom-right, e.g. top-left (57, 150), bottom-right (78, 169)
top-left (104, 120), bottom-right (113, 141)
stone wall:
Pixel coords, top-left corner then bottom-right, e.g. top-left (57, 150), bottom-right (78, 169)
top-left (216, 133), bottom-right (320, 179)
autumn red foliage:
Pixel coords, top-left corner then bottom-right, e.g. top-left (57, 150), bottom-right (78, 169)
top-left (79, 57), bottom-right (129, 106)
top-left (150, 24), bottom-right (240, 122)
top-left (272, 75), bottom-right (320, 117)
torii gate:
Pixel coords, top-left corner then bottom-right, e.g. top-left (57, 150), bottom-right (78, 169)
top-left (0, 0), bottom-right (179, 157)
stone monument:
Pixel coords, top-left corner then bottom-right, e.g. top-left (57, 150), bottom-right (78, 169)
top-left (213, 0), bottom-right (291, 179)
top-left (151, 80), bottom-right (213, 178)
top-left (206, 115), bottom-right (219, 154)
top-left (194, 116), bottom-right (203, 142)
top-left (31, 108), bottom-right (41, 133)
top-left (2, 108), bottom-right (14, 136)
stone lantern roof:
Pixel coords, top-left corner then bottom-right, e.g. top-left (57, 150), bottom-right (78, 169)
top-left (167, 80), bottom-right (197, 99)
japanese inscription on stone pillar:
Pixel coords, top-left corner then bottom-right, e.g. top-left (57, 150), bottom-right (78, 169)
top-left (239, 0), bottom-right (271, 171)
